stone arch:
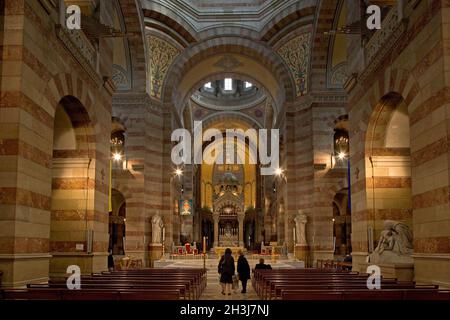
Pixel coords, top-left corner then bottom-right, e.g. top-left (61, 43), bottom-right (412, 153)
top-left (43, 73), bottom-right (100, 139)
top-left (197, 26), bottom-right (261, 42)
top-left (260, 0), bottom-right (316, 43)
top-left (142, 3), bottom-right (197, 43)
top-left (357, 67), bottom-right (421, 137)
top-left (182, 72), bottom-right (276, 123)
top-left (111, 182), bottom-right (134, 202)
top-left (118, 0), bottom-right (148, 92)
top-left (363, 89), bottom-right (413, 251)
top-left (162, 38), bottom-right (296, 110)
top-left (310, 0), bottom-right (340, 91)
top-left (366, 92), bottom-right (409, 153)
top-left (195, 114), bottom-right (261, 162)
top-left (49, 94), bottom-right (98, 274)
top-left (201, 112), bottom-right (263, 131)
top-left (111, 188), bottom-right (126, 217)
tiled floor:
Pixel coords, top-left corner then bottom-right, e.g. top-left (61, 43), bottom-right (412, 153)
top-left (155, 257), bottom-right (303, 300)
top-left (201, 266), bottom-right (259, 300)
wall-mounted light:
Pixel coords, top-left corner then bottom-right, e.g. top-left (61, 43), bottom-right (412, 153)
top-left (337, 152), bottom-right (347, 160)
top-left (113, 152), bottom-right (122, 162)
top-left (175, 168), bottom-right (183, 176)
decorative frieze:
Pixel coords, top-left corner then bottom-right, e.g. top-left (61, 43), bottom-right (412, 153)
top-left (112, 93), bottom-right (163, 112)
top-left (56, 25), bottom-right (101, 84)
top-left (148, 35), bottom-right (180, 100)
top-left (359, 7), bottom-right (407, 84)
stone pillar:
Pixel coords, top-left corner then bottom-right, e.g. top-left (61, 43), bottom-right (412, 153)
top-left (113, 94), bottom-right (164, 267)
top-left (213, 214), bottom-right (219, 248)
top-left (148, 244), bottom-right (163, 268)
top-left (238, 214), bottom-right (245, 248)
top-left (294, 211), bottom-right (309, 265)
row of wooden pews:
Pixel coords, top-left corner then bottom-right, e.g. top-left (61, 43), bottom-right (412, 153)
top-left (0, 268), bottom-right (206, 301)
top-left (252, 268), bottom-right (450, 300)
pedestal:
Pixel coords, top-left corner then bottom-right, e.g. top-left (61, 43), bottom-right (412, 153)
top-left (294, 245), bottom-right (309, 266)
top-left (361, 262), bottom-right (414, 282)
top-left (148, 243), bottom-right (163, 268)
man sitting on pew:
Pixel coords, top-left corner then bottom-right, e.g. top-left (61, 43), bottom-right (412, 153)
top-left (255, 258), bottom-right (272, 270)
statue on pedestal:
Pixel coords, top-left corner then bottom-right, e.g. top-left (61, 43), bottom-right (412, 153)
top-left (151, 213), bottom-right (164, 244)
top-left (369, 220), bottom-right (413, 264)
top-left (294, 210), bottom-right (308, 246)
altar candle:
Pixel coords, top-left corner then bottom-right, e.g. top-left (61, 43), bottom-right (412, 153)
top-left (162, 227), bottom-right (165, 242)
top-left (293, 227), bottom-right (296, 244)
top-left (203, 236), bottom-right (206, 254)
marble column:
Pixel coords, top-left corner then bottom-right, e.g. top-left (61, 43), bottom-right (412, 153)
top-left (238, 214), bottom-right (245, 247)
top-left (213, 213), bottom-right (219, 248)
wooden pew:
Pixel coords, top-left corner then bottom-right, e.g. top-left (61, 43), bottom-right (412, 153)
top-left (270, 281), bottom-right (420, 300)
top-left (282, 289), bottom-right (450, 301)
top-left (1, 268), bottom-right (205, 301)
top-left (253, 268), bottom-right (448, 301)
top-left (30, 282), bottom-right (190, 300)
top-left (1, 288), bottom-right (180, 301)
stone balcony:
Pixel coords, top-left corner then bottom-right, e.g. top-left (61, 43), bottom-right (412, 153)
top-left (359, 4), bottom-right (408, 83)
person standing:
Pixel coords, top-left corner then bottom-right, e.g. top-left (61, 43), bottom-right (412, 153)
top-left (218, 248), bottom-right (235, 295)
top-left (237, 250), bottom-right (250, 293)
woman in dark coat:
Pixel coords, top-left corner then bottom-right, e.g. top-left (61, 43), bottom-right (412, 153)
top-left (218, 248), bottom-right (235, 295)
top-left (237, 250), bottom-right (251, 293)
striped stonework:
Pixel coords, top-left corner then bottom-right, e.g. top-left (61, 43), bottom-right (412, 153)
top-left (346, 0), bottom-right (450, 286)
top-left (111, 93), bottom-right (166, 266)
top-left (0, 0), bottom-right (113, 286)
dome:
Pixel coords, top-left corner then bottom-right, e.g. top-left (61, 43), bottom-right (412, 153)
top-left (191, 79), bottom-right (265, 111)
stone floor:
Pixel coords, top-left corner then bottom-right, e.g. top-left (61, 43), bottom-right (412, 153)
top-left (155, 257), bottom-right (304, 300)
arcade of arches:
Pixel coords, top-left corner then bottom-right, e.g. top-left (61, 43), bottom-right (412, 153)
top-left (0, 0), bottom-right (450, 290)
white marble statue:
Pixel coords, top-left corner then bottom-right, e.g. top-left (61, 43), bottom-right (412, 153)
top-left (294, 210), bottom-right (308, 245)
top-left (369, 220), bottom-right (413, 264)
top-left (151, 213), bottom-right (164, 244)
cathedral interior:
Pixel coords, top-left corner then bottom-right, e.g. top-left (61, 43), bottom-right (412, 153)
top-left (0, 0), bottom-right (450, 301)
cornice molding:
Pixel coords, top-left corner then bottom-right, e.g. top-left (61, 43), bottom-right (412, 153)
top-left (112, 92), bottom-right (163, 112)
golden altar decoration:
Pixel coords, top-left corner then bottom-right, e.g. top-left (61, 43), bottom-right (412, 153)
top-left (214, 247), bottom-right (245, 259)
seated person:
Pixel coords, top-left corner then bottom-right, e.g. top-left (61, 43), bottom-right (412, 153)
top-left (107, 249), bottom-right (114, 271)
top-left (343, 254), bottom-right (352, 271)
top-left (254, 258), bottom-right (272, 270)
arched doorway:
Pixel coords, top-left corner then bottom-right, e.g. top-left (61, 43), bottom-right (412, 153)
top-left (50, 96), bottom-right (94, 275)
top-left (109, 189), bottom-right (126, 255)
top-left (332, 190), bottom-right (351, 257)
top-left (366, 92), bottom-right (412, 252)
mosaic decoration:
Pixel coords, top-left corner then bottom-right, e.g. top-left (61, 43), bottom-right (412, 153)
top-left (148, 35), bottom-right (180, 99)
top-left (277, 33), bottom-right (311, 97)
top-left (180, 199), bottom-right (193, 215)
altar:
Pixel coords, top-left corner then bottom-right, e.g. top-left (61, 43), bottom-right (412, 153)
top-left (214, 247), bottom-right (245, 259)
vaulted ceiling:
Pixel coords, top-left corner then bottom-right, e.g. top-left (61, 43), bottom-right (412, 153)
top-left (113, 0), bottom-right (351, 128)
